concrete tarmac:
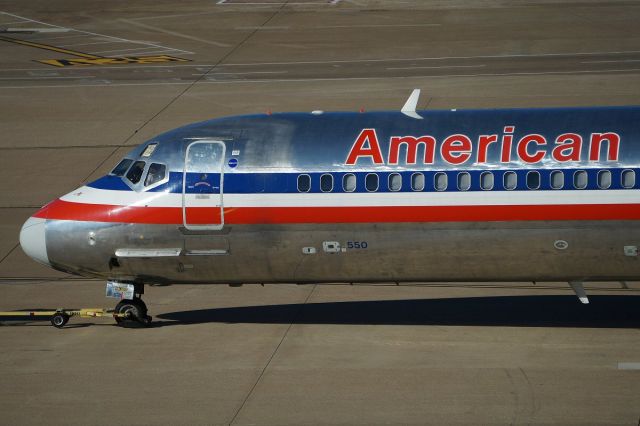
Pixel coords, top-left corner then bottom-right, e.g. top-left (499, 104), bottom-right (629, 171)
top-left (1, 1), bottom-right (640, 424)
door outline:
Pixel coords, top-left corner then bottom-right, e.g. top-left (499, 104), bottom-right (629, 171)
top-left (182, 140), bottom-right (225, 231)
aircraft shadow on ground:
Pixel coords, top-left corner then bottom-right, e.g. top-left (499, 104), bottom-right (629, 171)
top-left (156, 295), bottom-right (640, 329)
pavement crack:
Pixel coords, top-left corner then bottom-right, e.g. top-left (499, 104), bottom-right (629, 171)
top-left (228, 283), bottom-right (315, 425)
top-left (0, 243), bottom-right (19, 266)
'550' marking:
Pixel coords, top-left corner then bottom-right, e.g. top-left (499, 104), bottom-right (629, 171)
top-left (346, 241), bottom-right (368, 249)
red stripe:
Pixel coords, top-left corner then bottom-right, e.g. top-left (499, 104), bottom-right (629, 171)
top-left (33, 198), bottom-right (640, 224)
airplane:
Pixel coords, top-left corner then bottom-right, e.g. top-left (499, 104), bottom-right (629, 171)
top-left (18, 89), bottom-right (640, 327)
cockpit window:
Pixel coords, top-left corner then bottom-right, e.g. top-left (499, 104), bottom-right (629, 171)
top-left (126, 161), bottom-right (146, 184)
top-left (144, 163), bottom-right (166, 187)
top-left (111, 159), bottom-right (133, 177)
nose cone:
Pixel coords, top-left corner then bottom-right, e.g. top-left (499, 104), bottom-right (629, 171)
top-left (20, 217), bottom-right (49, 266)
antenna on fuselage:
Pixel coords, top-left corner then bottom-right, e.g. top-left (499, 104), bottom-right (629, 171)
top-left (401, 88), bottom-right (423, 120)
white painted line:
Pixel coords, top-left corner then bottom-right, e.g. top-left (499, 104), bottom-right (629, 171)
top-left (4, 27), bottom-right (70, 33)
top-left (235, 26), bottom-right (290, 30)
top-left (617, 362), bottom-right (640, 370)
top-left (27, 34), bottom-right (88, 41)
top-left (194, 70), bottom-right (288, 75)
top-left (57, 40), bottom-right (127, 48)
top-left (0, 12), bottom-right (194, 54)
top-left (317, 23), bottom-right (441, 28)
top-left (120, 19), bottom-right (231, 48)
top-left (582, 59), bottom-right (640, 64)
top-left (91, 46), bottom-right (160, 54)
top-left (3, 67), bottom-right (640, 89)
top-left (217, 0), bottom-right (227, 3)
top-left (0, 76), bottom-right (95, 80)
top-left (118, 50), bottom-right (182, 56)
top-left (387, 64), bottom-right (487, 70)
top-left (222, 50), bottom-right (640, 66)
top-left (0, 64), bottom-right (215, 72)
top-left (219, 2), bottom-right (332, 4)
top-left (127, 11), bottom-right (220, 21)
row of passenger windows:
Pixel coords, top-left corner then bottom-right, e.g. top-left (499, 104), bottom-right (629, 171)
top-left (111, 159), bottom-right (167, 187)
top-left (297, 170), bottom-right (637, 192)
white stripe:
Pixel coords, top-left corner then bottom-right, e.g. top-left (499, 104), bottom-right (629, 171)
top-left (61, 186), bottom-right (640, 209)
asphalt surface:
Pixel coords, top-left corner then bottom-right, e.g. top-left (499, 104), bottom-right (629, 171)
top-left (1, 1), bottom-right (640, 424)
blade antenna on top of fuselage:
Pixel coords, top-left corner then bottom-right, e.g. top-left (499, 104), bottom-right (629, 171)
top-left (401, 88), bottom-right (423, 120)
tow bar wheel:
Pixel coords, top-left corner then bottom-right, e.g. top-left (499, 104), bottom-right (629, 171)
top-left (51, 312), bottom-right (69, 329)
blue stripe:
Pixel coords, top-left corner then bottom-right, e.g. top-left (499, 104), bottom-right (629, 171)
top-left (88, 168), bottom-right (638, 194)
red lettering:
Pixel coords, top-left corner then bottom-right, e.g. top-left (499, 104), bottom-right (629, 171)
top-left (517, 134), bottom-right (547, 163)
top-left (388, 136), bottom-right (436, 165)
top-left (552, 133), bottom-right (582, 162)
top-left (441, 134), bottom-right (472, 165)
top-left (345, 129), bottom-right (384, 165)
top-left (589, 132), bottom-right (620, 161)
top-left (500, 126), bottom-right (514, 163)
top-left (477, 134), bottom-right (498, 163)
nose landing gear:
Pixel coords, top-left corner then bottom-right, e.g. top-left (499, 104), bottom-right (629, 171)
top-left (114, 298), bottom-right (152, 327)
top-left (107, 281), bottom-right (152, 328)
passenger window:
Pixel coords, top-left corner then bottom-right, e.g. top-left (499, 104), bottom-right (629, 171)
top-left (126, 161), bottom-right (146, 185)
top-left (503, 171), bottom-right (517, 190)
top-left (457, 172), bottom-right (471, 191)
top-left (480, 172), bottom-right (494, 190)
top-left (622, 169), bottom-right (635, 188)
top-left (144, 163), bottom-right (166, 187)
top-left (573, 170), bottom-right (587, 189)
top-left (111, 159), bottom-right (133, 177)
top-left (320, 174), bottom-right (333, 192)
top-left (411, 173), bottom-right (425, 191)
top-left (597, 170), bottom-right (611, 189)
top-left (365, 173), bottom-right (379, 192)
top-left (388, 173), bottom-right (402, 191)
top-left (297, 174), bottom-right (311, 192)
top-left (434, 172), bottom-right (447, 191)
top-left (343, 173), bottom-right (356, 192)
top-left (526, 171), bottom-right (540, 190)
top-left (550, 170), bottom-right (564, 189)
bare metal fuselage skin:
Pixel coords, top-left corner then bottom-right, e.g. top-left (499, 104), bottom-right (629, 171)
top-left (22, 106), bottom-right (640, 285)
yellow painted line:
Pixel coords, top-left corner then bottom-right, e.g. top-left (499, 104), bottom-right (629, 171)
top-left (0, 35), bottom-right (101, 59)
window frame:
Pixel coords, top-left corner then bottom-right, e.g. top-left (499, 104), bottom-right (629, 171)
top-left (110, 158), bottom-right (134, 177)
top-left (480, 171), bottom-right (494, 191)
top-left (457, 172), bottom-right (471, 191)
top-left (573, 170), bottom-right (588, 190)
top-left (526, 171), bottom-right (541, 190)
top-left (297, 174), bottom-right (311, 193)
top-left (365, 173), bottom-right (379, 192)
top-left (410, 172), bottom-right (425, 191)
top-left (388, 173), bottom-right (402, 192)
top-left (503, 171), bottom-right (517, 191)
top-left (434, 172), bottom-right (448, 192)
top-left (597, 170), bottom-right (612, 189)
top-left (143, 162), bottom-right (169, 189)
top-left (125, 160), bottom-right (147, 185)
top-left (320, 173), bottom-right (334, 193)
top-left (621, 169), bottom-right (636, 189)
top-left (550, 170), bottom-right (564, 190)
top-left (342, 173), bottom-right (356, 193)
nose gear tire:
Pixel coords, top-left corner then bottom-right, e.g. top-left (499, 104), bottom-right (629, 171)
top-left (114, 299), bottom-right (151, 328)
